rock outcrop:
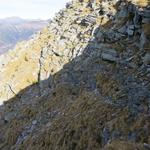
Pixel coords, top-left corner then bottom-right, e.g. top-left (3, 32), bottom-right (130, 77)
top-left (0, 0), bottom-right (150, 149)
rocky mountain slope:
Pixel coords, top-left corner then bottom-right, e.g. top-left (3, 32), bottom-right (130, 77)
top-left (0, 0), bottom-right (150, 149)
top-left (0, 17), bottom-right (48, 55)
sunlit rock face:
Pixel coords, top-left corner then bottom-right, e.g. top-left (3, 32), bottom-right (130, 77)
top-left (132, 0), bottom-right (149, 7)
top-left (0, 0), bottom-right (150, 149)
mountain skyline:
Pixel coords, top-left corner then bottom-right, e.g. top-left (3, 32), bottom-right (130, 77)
top-left (0, 0), bottom-right (70, 19)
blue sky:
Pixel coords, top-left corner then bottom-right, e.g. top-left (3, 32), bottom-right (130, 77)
top-left (0, 0), bottom-right (70, 19)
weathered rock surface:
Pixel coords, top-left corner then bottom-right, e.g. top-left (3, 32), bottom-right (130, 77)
top-left (0, 0), bottom-right (150, 149)
top-left (101, 49), bottom-right (118, 62)
top-left (143, 52), bottom-right (150, 64)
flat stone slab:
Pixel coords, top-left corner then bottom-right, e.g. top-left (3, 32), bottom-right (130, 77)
top-left (142, 17), bottom-right (150, 23)
top-left (101, 49), bottom-right (118, 62)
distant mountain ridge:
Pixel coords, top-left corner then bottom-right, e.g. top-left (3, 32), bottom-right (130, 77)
top-left (0, 17), bottom-right (48, 54)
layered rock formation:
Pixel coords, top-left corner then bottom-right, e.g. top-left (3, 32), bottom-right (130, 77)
top-left (0, 0), bottom-right (150, 149)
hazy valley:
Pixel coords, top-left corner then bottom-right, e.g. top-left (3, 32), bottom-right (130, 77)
top-left (0, 17), bottom-right (48, 54)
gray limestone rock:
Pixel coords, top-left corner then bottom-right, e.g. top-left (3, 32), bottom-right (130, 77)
top-left (101, 49), bottom-right (118, 62)
top-left (143, 52), bottom-right (150, 65)
top-left (142, 17), bottom-right (150, 23)
top-left (4, 112), bottom-right (16, 122)
top-left (118, 25), bottom-right (127, 34)
top-left (118, 6), bottom-right (129, 18)
top-left (126, 25), bottom-right (135, 36)
top-left (140, 31), bottom-right (148, 49)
